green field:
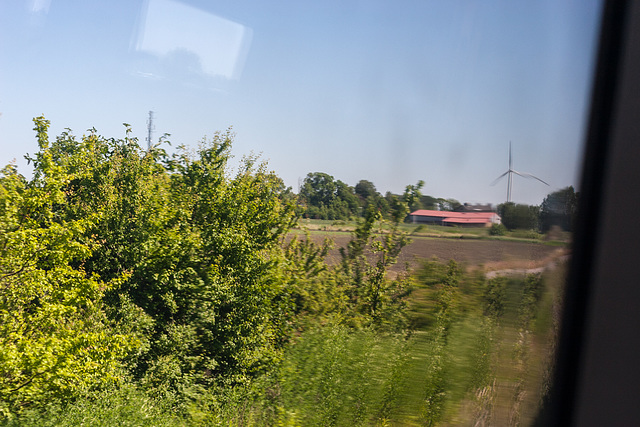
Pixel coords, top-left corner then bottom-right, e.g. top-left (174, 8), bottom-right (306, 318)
top-left (294, 218), bottom-right (570, 245)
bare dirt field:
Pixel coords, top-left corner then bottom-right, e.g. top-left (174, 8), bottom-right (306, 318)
top-left (299, 232), bottom-right (568, 274)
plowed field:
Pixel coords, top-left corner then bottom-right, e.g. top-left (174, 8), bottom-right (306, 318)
top-left (300, 232), bottom-right (567, 273)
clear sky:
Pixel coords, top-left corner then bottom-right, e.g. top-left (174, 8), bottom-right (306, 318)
top-left (0, 0), bottom-right (602, 206)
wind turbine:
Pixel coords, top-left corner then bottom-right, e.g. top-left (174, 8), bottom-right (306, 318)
top-left (491, 142), bottom-right (549, 202)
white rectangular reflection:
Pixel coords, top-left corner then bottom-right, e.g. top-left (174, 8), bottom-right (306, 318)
top-left (134, 0), bottom-right (252, 80)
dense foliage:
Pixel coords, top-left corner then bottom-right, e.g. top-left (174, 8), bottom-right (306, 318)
top-left (539, 186), bottom-right (579, 232)
top-left (0, 117), bottom-right (566, 424)
top-left (297, 173), bottom-right (463, 221)
top-left (3, 256), bottom-right (562, 426)
top-left (298, 172), bottom-right (397, 220)
top-left (497, 187), bottom-right (579, 233)
top-left (0, 118), bottom-right (413, 421)
top-left (0, 121), bottom-right (135, 416)
top-left (497, 202), bottom-right (540, 231)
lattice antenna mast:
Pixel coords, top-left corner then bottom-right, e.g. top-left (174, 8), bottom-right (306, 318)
top-left (146, 110), bottom-right (155, 150)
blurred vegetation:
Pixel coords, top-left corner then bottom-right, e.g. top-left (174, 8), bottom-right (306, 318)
top-left (489, 223), bottom-right (508, 236)
top-left (1, 118), bottom-right (564, 425)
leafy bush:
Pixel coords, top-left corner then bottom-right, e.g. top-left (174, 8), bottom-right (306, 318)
top-left (489, 223), bottom-right (507, 236)
top-left (497, 202), bottom-right (540, 230)
top-left (0, 385), bottom-right (184, 427)
top-left (0, 118), bottom-right (301, 417)
top-left (0, 120), bottom-right (137, 416)
top-left (1, 118), bottom-right (416, 419)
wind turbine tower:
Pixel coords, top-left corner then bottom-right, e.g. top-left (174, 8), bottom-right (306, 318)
top-left (491, 142), bottom-right (549, 202)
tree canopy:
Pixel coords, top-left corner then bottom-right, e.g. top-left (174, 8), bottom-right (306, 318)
top-left (540, 186), bottom-right (579, 232)
top-left (497, 202), bottom-right (540, 231)
top-left (0, 118), bottom-right (412, 418)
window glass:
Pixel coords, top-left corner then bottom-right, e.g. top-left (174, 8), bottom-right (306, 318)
top-left (0, 1), bottom-right (602, 425)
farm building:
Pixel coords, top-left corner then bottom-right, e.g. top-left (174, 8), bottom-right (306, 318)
top-left (408, 209), bottom-right (501, 228)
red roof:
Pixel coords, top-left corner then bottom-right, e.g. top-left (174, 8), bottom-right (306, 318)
top-left (410, 209), bottom-right (498, 220)
top-left (442, 217), bottom-right (490, 224)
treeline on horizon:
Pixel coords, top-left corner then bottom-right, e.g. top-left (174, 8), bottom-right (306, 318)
top-left (295, 171), bottom-right (579, 233)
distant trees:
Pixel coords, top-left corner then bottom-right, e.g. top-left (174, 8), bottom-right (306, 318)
top-left (355, 179), bottom-right (390, 218)
top-left (436, 198), bottom-right (462, 212)
top-left (354, 179), bottom-right (377, 200)
top-left (299, 172), bottom-right (359, 220)
top-left (539, 186), bottom-right (578, 232)
top-left (420, 194), bottom-right (439, 210)
top-left (497, 187), bottom-right (579, 233)
top-left (386, 192), bottom-right (409, 223)
top-left (297, 176), bottom-right (469, 221)
top-left (298, 175), bottom-right (580, 233)
top-left (298, 174), bottom-right (393, 221)
top-left (415, 195), bottom-right (461, 211)
top-left (498, 202), bottom-right (540, 231)
top-left (299, 172), bottom-right (337, 208)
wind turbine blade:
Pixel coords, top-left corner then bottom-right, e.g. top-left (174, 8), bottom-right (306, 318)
top-left (517, 171), bottom-right (550, 186)
top-left (509, 142), bottom-right (512, 170)
top-left (490, 170), bottom-right (510, 186)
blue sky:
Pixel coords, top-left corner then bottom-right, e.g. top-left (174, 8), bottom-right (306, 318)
top-left (0, 0), bottom-right (602, 205)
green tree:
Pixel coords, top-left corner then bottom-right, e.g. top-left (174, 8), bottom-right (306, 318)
top-left (420, 194), bottom-right (440, 210)
top-left (353, 179), bottom-right (396, 219)
top-left (16, 119), bottom-right (298, 401)
top-left (498, 202), bottom-right (540, 230)
top-left (403, 180), bottom-right (425, 213)
top-left (1, 118), bottom-right (416, 419)
top-left (298, 172), bottom-right (359, 220)
top-left (436, 197), bottom-right (462, 211)
top-left (355, 180), bottom-right (378, 201)
top-left (336, 206), bottom-right (412, 328)
top-left (300, 172), bottom-right (336, 208)
top-left (0, 118), bottom-right (136, 417)
top-left (539, 186), bottom-right (578, 232)
top-left (335, 179), bottom-right (360, 218)
top-left (386, 193), bottom-right (409, 224)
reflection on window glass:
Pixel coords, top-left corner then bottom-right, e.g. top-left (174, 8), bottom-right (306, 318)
top-left (0, 0), bottom-right (601, 424)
